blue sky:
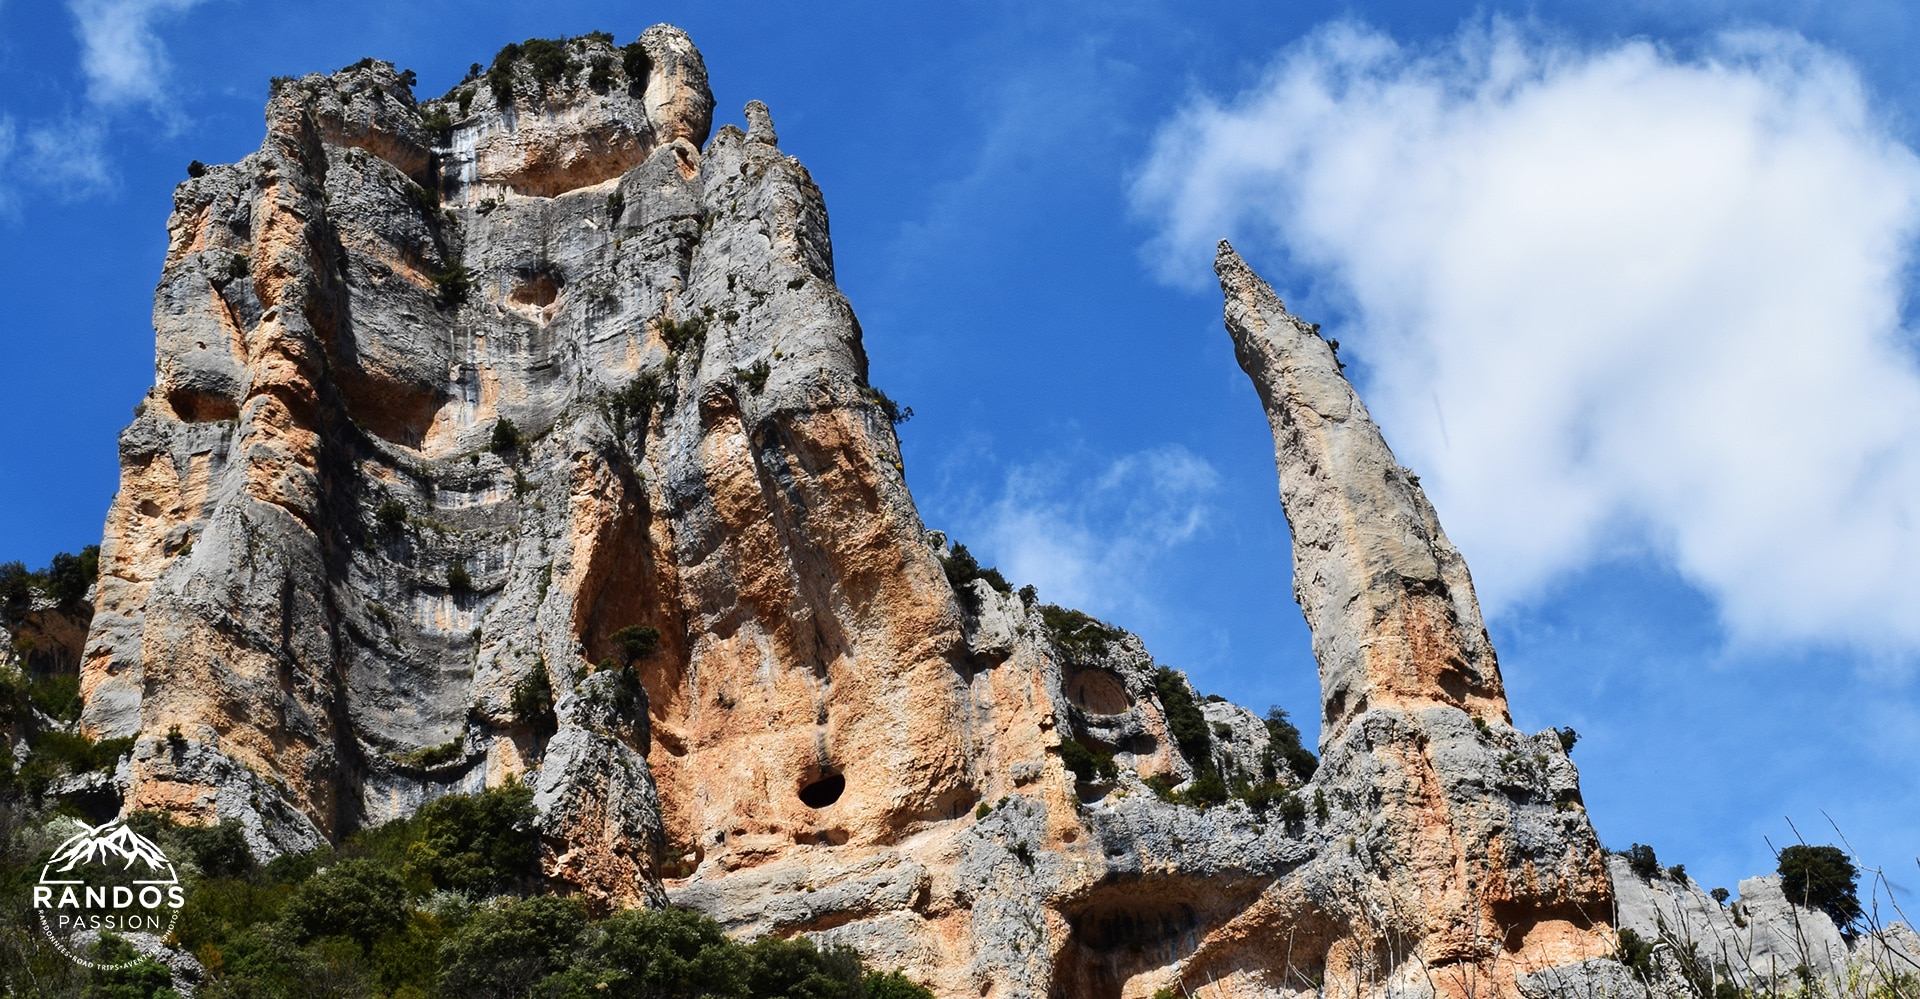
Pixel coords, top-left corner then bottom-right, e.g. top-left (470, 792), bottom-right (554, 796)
top-left (1, 0), bottom-right (1915, 906)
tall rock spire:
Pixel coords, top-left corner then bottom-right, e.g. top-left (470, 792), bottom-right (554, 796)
top-left (1192, 240), bottom-right (1618, 999)
top-left (1217, 240), bottom-right (1507, 744)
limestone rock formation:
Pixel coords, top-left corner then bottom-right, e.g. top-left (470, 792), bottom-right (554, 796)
top-left (67, 24), bottom-right (1657, 998)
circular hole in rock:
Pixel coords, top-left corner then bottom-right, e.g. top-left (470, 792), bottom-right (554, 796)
top-left (798, 772), bottom-right (845, 809)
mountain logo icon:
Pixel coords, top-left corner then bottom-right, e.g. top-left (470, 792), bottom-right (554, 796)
top-left (32, 818), bottom-right (187, 970)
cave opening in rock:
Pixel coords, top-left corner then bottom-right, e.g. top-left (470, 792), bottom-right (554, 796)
top-left (798, 772), bottom-right (845, 808)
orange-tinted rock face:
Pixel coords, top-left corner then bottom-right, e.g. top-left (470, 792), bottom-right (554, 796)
top-left (73, 27), bottom-right (1618, 998)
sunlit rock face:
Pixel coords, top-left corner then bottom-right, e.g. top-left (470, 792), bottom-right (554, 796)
top-left (75, 24), bottom-right (1623, 997)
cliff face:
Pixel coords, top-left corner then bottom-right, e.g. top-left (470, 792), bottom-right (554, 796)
top-left (76, 26), bottom-right (1619, 998)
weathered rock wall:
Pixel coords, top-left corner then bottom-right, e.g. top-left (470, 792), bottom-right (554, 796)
top-left (73, 25), bottom-right (1641, 998)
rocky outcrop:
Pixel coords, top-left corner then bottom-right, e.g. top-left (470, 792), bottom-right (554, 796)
top-left (1609, 856), bottom-right (1920, 998)
top-left (74, 24), bottom-right (1638, 997)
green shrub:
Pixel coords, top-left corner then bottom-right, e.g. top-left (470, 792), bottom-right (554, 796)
top-left (1184, 771), bottom-right (1229, 809)
top-left (407, 779), bottom-right (541, 897)
top-left (1040, 605), bottom-right (1123, 662)
top-left (32, 730), bottom-right (133, 773)
top-left (85, 934), bottom-right (177, 999)
top-left (441, 895), bottom-right (587, 999)
top-left (30, 672), bottom-right (83, 722)
top-left (490, 417), bottom-right (521, 455)
top-left (862, 386), bottom-right (912, 425)
top-left (487, 43), bottom-right (522, 106)
top-left (734, 359), bottom-right (771, 394)
top-left (375, 498), bottom-right (408, 536)
top-left (187, 160), bottom-right (208, 179)
top-left (1616, 927), bottom-right (1656, 981)
top-left (1153, 667), bottom-right (1211, 770)
top-left (621, 42), bottom-right (650, 89)
top-left (421, 106), bottom-right (453, 132)
top-left (46, 546), bottom-right (99, 612)
top-left (1057, 739), bottom-right (1117, 783)
top-left (447, 562), bottom-right (473, 593)
top-left (586, 55), bottom-right (614, 91)
top-left (433, 257), bottom-right (473, 306)
top-left (1623, 843), bottom-right (1661, 880)
top-left (510, 669), bottom-right (554, 730)
top-left (611, 624), bottom-right (660, 665)
top-left (1777, 844), bottom-right (1862, 929)
top-left (657, 313), bottom-right (707, 355)
top-left (279, 859), bottom-right (408, 952)
top-left (519, 38), bottom-right (580, 91)
top-left (605, 190), bottom-right (624, 224)
top-left (1262, 706), bottom-right (1318, 782)
top-left (940, 543), bottom-right (1011, 613)
top-left (1556, 726), bottom-right (1579, 753)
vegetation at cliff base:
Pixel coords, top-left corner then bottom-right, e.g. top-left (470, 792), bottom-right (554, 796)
top-left (0, 777), bottom-right (932, 998)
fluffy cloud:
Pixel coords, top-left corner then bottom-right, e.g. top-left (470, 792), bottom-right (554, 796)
top-left (962, 446), bottom-right (1220, 620)
top-left (1135, 21), bottom-right (1920, 653)
top-left (69, 0), bottom-right (204, 112)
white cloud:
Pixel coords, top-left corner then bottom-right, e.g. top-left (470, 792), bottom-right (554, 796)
top-left (963, 446), bottom-right (1220, 621)
top-left (23, 120), bottom-right (111, 192)
top-left (1134, 20), bottom-right (1920, 654)
top-left (68, 0), bottom-right (204, 113)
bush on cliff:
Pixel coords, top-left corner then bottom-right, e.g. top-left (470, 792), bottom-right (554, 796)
top-left (1777, 844), bottom-right (1862, 930)
top-left (939, 543), bottom-right (1010, 613)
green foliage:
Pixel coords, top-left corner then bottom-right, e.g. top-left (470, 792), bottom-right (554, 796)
top-left (407, 779), bottom-right (540, 897)
top-left (1143, 774), bottom-right (1177, 803)
top-left (734, 358), bottom-right (771, 394)
top-left (1616, 927), bottom-right (1656, 981)
top-left (940, 543), bottom-right (1011, 613)
top-left (657, 312), bottom-right (708, 355)
top-left (31, 672), bottom-right (84, 721)
top-left (586, 55), bottom-right (614, 91)
top-left (621, 42), bottom-right (651, 90)
top-left (420, 105), bottom-right (453, 132)
top-left (1624, 843), bottom-right (1661, 880)
top-left (519, 38), bottom-right (580, 90)
top-left (862, 386), bottom-right (913, 425)
top-left (1153, 667), bottom-right (1211, 770)
top-left (1777, 844), bottom-right (1862, 929)
top-left (1183, 770), bottom-right (1229, 808)
top-left (187, 160), bottom-right (208, 179)
top-left (1262, 706), bottom-right (1318, 782)
top-left (457, 87), bottom-right (475, 115)
top-left (86, 934), bottom-right (179, 999)
top-left (1556, 726), bottom-right (1579, 753)
top-left (374, 498), bottom-right (408, 536)
top-left (1668, 863), bottom-right (1688, 884)
top-left (605, 189), bottom-right (625, 224)
top-left (45, 546), bottom-right (100, 612)
top-left (611, 624), bottom-right (660, 665)
top-left (32, 730), bottom-right (133, 774)
top-left (279, 858), bottom-right (408, 952)
top-left (433, 256), bottom-right (473, 306)
top-left (398, 69), bottom-right (417, 89)
top-left (610, 370), bottom-right (664, 438)
top-left (441, 895), bottom-right (588, 999)
top-left (1039, 605), bottom-right (1123, 662)
top-left (487, 43), bottom-right (521, 105)
top-left (510, 669), bottom-right (554, 730)
top-left (490, 417), bottom-right (521, 455)
top-left (446, 562), bottom-right (473, 593)
top-left (1711, 887), bottom-right (1730, 905)
top-left (399, 737), bottom-right (463, 769)
top-left (1058, 739), bottom-right (1117, 783)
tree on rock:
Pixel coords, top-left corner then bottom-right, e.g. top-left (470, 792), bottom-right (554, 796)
top-left (1777, 844), bottom-right (1861, 930)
